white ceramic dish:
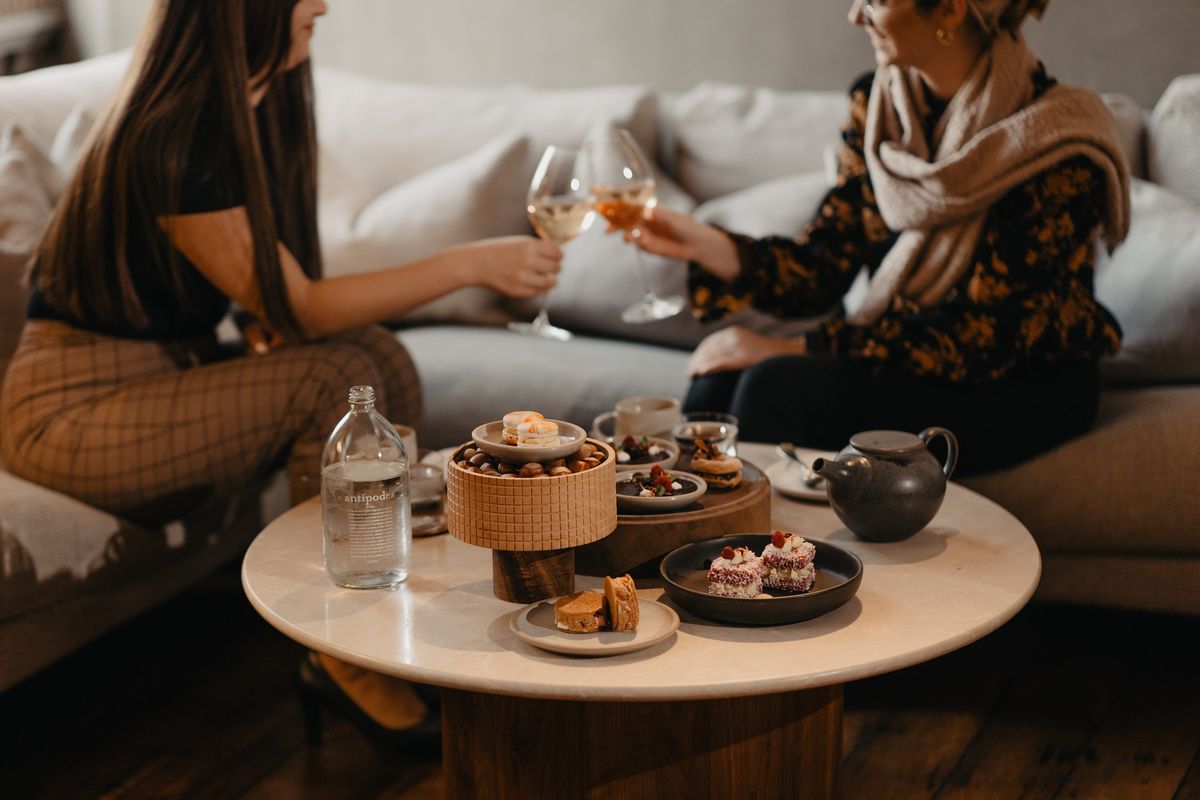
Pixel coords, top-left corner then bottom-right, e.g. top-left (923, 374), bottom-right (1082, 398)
top-left (510, 597), bottom-right (679, 657)
top-left (764, 451), bottom-right (835, 503)
top-left (615, 469), bottom-right (708, 513)
top-left (470, 419), bottom-right (588, 463)
top-left (610, 435), bottom-right (681, 473)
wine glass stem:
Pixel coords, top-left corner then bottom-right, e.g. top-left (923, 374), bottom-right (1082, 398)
top-left (531, 294), bottom-right (551, 331)
top-left (633, 244), bottom-right (658, 304)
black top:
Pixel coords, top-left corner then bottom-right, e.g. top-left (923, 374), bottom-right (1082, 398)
top-left (690, 69), bottom-right (1122, 384)
top-left (27, 107), bottom-right (259, 341)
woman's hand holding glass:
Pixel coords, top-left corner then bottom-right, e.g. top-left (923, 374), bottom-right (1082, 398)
top-left (507, 145), bottom-right (593, 340)
top-left (619, 206), bottom-right (741, 283)
top-left (464, 235), bottom-right (563, 299)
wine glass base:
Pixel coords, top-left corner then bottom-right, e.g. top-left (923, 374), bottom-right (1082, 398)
top-left (620, 295), bottom-right (686, 324)
top-left (507, 320), bottom-right (573, 341)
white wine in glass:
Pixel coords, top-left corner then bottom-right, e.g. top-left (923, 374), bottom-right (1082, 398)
top-left (587, 128), bottom-right (685, 324)
top-left (508, 145), bottom-right (595, 341)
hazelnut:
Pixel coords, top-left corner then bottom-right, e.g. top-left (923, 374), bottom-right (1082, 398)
top-left (577, 443), bottom-right (596, 460)
top-left (463, 447), bottom-right (479, 458)
top-left (519, 463), bottom-right (545, 478)
top-left (501, 473), bottom-right (518, 478)
top-left (550, 466), bottom-right (572, 477)
top-left (457, 459), bottom-right (472, 469)
top-left (569, 460), bottom-right (588, 473)
top-left (468, 466), bottom-right (483, 474)
top-left (497, 461), bottom-right (517, 474)
top-left (546, 458), bottom-right (566, 471)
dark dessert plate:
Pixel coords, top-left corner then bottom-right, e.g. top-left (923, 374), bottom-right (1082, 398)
top-left (659, 533), bottom-right (863, 626)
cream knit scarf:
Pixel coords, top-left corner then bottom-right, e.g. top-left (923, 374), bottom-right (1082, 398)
top-left (852, 32), bottom-right (1130, 325)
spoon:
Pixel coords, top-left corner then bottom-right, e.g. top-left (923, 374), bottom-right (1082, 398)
top-left (776, 442), bottom-right (824, 487)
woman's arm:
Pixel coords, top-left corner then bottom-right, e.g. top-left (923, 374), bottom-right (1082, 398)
top-left (816, 157), bottom-right (1120, 382)
top-left (160, 207), bottom-right (561, 339)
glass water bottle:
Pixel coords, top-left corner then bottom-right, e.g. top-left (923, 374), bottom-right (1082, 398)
top-left (320, 385), bottom-right (411, 589)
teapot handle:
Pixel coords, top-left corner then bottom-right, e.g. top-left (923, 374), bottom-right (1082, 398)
top-left (918, 427), bottom-right (958, 479)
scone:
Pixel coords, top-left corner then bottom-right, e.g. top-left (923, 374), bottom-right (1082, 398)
top-left (603, 574), bottom-right (639, 632)
top-left (689, 439), bottom-right (743, 489)
top-left (554, 590), bottom-right (608, 633)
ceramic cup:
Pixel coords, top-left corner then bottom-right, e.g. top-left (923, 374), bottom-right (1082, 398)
top-left (391, 422), bottom-right (419, 463)
top-left (591, 395), bottom-right (682, 440)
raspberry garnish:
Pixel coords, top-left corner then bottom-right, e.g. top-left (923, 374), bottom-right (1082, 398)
top-left (772, 530), bottom-right (787, 548)
top-left (721, 546), bottom-right (735, 560)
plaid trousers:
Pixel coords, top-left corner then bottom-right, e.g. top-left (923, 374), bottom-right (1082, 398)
top-left (0, 320), bottom-right (421, 517)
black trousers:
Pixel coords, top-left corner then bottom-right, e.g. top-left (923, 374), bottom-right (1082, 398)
top-left (683, 356), bottom-right (1101, 477)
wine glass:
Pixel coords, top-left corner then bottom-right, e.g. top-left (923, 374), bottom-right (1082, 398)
top-left (586, 128), bottom-right (685, 324)
top-left (507, 145), bottom-right (594, 341)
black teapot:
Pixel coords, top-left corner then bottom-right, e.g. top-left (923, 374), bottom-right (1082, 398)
top-left (811, 428), bottom-right (959, 542)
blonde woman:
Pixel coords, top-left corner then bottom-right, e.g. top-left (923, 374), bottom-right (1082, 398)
top-left (626, 0), bottom-right (1129, 475)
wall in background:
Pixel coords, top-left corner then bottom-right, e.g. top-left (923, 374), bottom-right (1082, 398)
top-left (65, 0), bottom-right (1199, 109)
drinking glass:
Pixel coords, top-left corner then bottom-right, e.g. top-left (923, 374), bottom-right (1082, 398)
top-left (507, 145), bottom-right (595, 341)
top-left (673, 411), bottom-right (740, 460)
top-left (586, 128), bottom-right (685, 324)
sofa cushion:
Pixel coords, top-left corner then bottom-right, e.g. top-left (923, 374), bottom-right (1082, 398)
top-left (1148, 74), bottom-right (1200, 205)
top-left (395, 325), bottom-right (691, 450)
top-left (0, 125), bottom-right (54, 253)
top-left (320, 134), bottom-right (531, 325)
top-left (314, 68), bottom-right (659, 201)
top-left (961, 385), bottom-right (1200, 559)
top-left (662, 82), bottom-right (847, 202)
top-left (1096, 179), bottom-right (1200, 383)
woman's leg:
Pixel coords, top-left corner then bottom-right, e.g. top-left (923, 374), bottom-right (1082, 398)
top-left (682, 370), bottom-right (742, 414)
top-left (727, 355), bottom-right (1100, 476)
top-left (2, 322), bottom-right (420, 515)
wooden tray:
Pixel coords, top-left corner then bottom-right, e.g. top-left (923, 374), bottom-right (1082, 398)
top-left (575, 459), bottom-right (771, 578)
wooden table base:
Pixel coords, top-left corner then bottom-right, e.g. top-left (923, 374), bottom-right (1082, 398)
top-left (442, 684), bottom-right (842, 799)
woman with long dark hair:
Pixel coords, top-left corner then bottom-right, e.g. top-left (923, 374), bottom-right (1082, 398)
top-left (1, 0), bottom-right (557, 755)
top-left (622, 0), bottom-right (1129, 475)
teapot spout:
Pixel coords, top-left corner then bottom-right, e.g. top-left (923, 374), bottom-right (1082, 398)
top-left (811, 456), bottom-right (854, 486)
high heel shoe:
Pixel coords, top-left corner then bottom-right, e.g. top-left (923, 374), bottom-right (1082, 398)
top-left (294, 653), bottom-right (442, 757)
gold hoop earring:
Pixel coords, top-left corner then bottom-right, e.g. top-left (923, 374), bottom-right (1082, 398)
top-left (936, 27), bottom-right (955, 46)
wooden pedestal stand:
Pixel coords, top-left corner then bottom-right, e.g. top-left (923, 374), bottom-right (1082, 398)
top-left (446, 440), bottom-right (617, 603)
top-left (576, 460), bottom-right (772, 577)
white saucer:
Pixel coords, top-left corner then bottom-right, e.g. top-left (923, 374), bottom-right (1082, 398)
top-left (510, 597), bottom-right (679, 657)
top-left (471, 419), bottom-right (588, 462)
top-left (764, 451), bottom-right (835, 503)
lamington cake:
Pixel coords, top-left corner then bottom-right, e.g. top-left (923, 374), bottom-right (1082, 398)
top-left (707, 546), bottom-right (763, 598)
top-left (760, 530), bottom-right (817, 593)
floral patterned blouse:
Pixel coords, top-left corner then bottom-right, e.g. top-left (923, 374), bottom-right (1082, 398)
top-left (689, 72), bottom-right (1123, 384)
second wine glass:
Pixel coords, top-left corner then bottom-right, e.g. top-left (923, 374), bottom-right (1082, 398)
top-left (586, 128), bottom-right (685, 324)
top-left (507, 145), bottom-right (595, 342)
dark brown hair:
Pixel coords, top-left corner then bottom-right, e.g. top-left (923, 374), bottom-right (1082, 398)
top-left (30, 0), bottom-right (321, 341)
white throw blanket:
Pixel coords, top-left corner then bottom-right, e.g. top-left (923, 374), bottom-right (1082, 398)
top-left (852, 32), bottom-right (1130, 326)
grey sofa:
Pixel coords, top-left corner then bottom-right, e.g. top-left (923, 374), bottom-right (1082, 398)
top-left (3, 55), bottom-right (1199, 693)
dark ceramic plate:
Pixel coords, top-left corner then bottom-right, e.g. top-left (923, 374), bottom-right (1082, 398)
top-left (659, 533), bottom-right (863, 626)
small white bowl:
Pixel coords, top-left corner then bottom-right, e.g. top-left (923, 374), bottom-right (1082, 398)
top-left (470, 419), bottom-right (588, 463)
top-left (615, 469), bottom-right (708, 513)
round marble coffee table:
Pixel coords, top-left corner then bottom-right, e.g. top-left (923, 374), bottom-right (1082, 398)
top-left (242, 442), bottom-right (1039, 799)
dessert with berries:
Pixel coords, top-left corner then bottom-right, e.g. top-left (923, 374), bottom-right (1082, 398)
top-left (760, 530), bottom-right (817, 593)
top-left (688, 438), bottom-right (742, 490)
top-left (615, 435), bottom-right (669, 466)
top-left (706, 545), bottom-right (764, 598)
top-left (617, 464), bottom-right (699, 498)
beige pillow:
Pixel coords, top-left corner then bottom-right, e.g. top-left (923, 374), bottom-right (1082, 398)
top-left (319, 134), bottom-right (532, 324)
top-left (314, 69), bottom-right (658, 201)
top-left (1148, 74), bottom-right (1200, 206)
top-left (1096, 179), bottom-right (1200, 383)
top-left (663, 83), bottom-right (847, 202)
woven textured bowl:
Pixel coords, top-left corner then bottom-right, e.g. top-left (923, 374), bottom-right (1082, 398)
top-left (447, 439), bottom-right (617, 551)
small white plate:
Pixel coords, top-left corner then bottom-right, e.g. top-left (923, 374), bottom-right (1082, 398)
top-left (764, 452), bottom-right (835, 503)
top-left (471, 419), bottom-right (588, 463)
top-left (610, 435), bottom-right (681, 473)
top-left (615, 470), bottom-right (708, 513)
top-left (510, 597), bottom-right (679, 657)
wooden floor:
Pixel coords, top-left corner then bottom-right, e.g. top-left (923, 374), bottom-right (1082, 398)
top-left (2, 564), bottom-right (1198, 800)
